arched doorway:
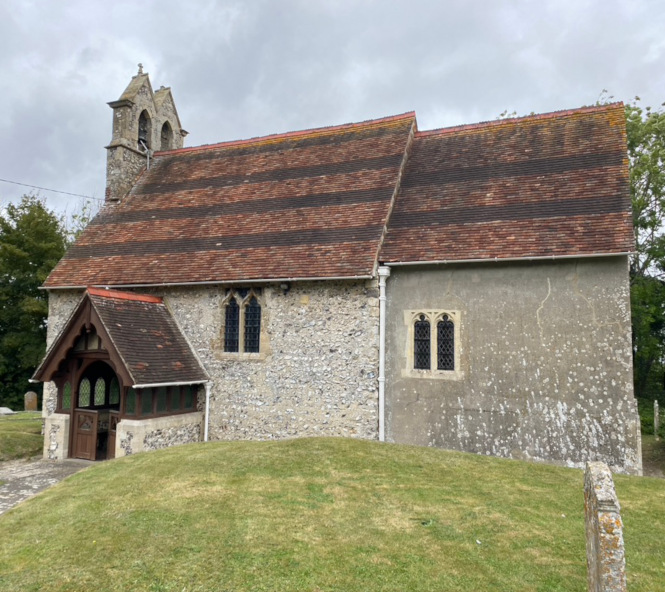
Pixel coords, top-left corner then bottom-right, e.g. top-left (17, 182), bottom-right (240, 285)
top-left (71, 361), bottom-right (121, 460)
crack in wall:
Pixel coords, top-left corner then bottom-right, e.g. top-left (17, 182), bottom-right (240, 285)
top-left (536, 277), bottom-right (552, 346)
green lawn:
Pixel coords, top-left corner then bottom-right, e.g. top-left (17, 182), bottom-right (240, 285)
top-left (0, 412), bottom-right (42, 461)
top-left (0, 438), bottom-right (663, 592)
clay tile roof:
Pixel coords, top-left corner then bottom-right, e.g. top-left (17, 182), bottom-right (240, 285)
top-left (45, 112), bottom-right (416, 288)
top-left (87, 289), bottom-right (208, 386)
top-left (380, 103), bottom-right (634, 263)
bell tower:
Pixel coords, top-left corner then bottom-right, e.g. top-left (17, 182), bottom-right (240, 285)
top-left (105, 64), bottom-right (187, 202)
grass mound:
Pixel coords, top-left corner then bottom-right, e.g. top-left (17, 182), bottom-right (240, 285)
top-left (0, 412), bottom-right (42, 461)
top-left (0, 438), bottom-right (663, 591)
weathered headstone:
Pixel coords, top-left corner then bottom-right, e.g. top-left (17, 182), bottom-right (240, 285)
top-left (584, 462), bottom-right (627, 592)
top-left (24, 391), bottom-right (38, 411)
top-left (655, 400), bottom-right (660, 439)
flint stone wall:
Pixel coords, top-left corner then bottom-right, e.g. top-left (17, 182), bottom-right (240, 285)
top-left (115, 412), bottom-right (203, 457)
top-left (166, 280), bottom-right (381, 442)
top-left (585, 461), bottom-right (627, 592)
top-left (45, 280), bottom-right (381, 448)
top-left (43, 290), bottom-right (85, 418)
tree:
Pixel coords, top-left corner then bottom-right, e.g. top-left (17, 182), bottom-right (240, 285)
top-left (626, 99), bottom-right (665, 397)
top-left (0, 195), bottom-right (67, 409)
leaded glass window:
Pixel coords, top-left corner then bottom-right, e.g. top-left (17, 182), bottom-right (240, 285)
top-left (126, 388), bottom-right (137, 415)
top-left (141, 389), bottom-right (153, 416)
top-left (414, 315), bottom-right (431, 370)
top-left (437, 315), bottom-right (455, 371)
top-left (94, 378), bottom-right (106, 406)
top-left (62, 382), bottom-right (72, 410)
top-left (184, 385), bottom-right (195, 410)
top-left (170, 386), bottom-right (181, 410)
top-left (109, 378), bottom-right (120, 405)
top-left (244, 296), bottom-right (261, 353)
top-left (79, 378), bottom-right (91, 407)
top-left (156, 386), bottom-right (168, 413)
top-left (224, 298), bottom-right (240, 352)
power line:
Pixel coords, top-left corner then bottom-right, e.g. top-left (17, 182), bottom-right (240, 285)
top-left (0, 177), bottom-right (104, 201)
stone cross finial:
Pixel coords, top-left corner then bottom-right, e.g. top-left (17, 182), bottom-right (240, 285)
top-left (138, 63), bottom-right (144, 75)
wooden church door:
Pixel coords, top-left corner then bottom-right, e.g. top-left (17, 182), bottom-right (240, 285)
top-left (73, 409), bottom-right (98, 460)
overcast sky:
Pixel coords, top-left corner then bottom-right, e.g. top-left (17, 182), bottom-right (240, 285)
top-left (1, 0), bottom-right (663, 216)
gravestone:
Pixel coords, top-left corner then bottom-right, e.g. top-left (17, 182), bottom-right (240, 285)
top-left (24, 391), bottom-right (38, 411)
top-left (584, 462), bottom-right (626, 592)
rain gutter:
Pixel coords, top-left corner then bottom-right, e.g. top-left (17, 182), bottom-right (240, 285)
top-left (384, 252), bottom-right (634, 267)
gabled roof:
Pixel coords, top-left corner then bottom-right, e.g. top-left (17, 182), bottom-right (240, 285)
top-left (381, 103), bottom-right (634, 264)
top-left (44, 103), bottom-right (633, 289)
top-left (33, 288), bottom-right (208, 387)
top-left (44, 113), bottom-right (416, 288)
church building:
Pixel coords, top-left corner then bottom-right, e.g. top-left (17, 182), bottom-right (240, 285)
top-left (34, 68), bottom-right (642, 474)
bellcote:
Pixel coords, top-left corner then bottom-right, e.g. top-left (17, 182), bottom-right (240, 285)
top-left (105, 65), bottom-right (188, 202)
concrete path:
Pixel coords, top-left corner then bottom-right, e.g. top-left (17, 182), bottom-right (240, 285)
top-left (0, 458), bottom-right (92, 515)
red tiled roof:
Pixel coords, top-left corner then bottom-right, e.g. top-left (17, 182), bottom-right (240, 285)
top-left (44, 104), bottom-right (633, 288)
top-left (380, 103), bottom-right (634, 263)
top-left (45, 113), bottom-right (416, 288)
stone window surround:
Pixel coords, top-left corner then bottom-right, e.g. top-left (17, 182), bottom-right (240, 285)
top-left (219, 288), bottom-right (268, 360)
top-left (403, 309), bottom-right (464, 381)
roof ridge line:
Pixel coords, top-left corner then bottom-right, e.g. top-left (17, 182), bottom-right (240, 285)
top-left (416, 102), bottom-right (625, 138)
top-left (154, 111), bottom-right (417, 156)
top-left (87, 287), bottom-right (163, 304)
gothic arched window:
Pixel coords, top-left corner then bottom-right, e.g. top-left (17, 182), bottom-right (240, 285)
top-left (244, 296), bottom-right (261, 353)
top-left (79, 378), bottom-right (91, 407)
top-left (94, 378), bottom-right (106, 406)
top-left (223, 289), bottom-right (263, 355)
top-left (437, 315), bottom-right (455, 371)
top-left (414, 315), bottom-right (431, 370)
top-left (224, 297), bottom-right (240, 352)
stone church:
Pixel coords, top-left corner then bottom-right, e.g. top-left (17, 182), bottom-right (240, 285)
top-left (34, 69), bottom-right (642, 474)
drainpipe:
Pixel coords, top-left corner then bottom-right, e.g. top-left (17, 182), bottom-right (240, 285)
top-left (378, 266), bottom-right (390, 442)
top-left (204, 382), bottom-right (211, 442)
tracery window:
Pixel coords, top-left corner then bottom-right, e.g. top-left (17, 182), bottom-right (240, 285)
top-left (223, 289), bottom-right (263, 355)
top-left (409, 310), bottom-right (460, 378)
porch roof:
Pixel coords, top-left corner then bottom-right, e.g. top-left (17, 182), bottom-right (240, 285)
top-left (33, 288), bottom-right (209, 387)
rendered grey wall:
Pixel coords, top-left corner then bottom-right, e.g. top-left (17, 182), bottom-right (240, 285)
top-left (384, 257), bottom-right (642, 475)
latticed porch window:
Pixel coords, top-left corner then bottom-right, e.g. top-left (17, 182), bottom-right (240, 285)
top-left (126, 388), bottom-right (137, 415)
top-left (79, 378), bottom-right (91, 407)
top-left (109, 378), bottom-right (120, 405)
top-left (94, 378), bottom-right (106, 405)
top-left (414, 315), bottom-right (431, 370)
top-left (244, 296), bottom-right (261, 353)
top-left (61, 382), bottom-right (72, 410)
top-left (437, 315), bottom-right (455, 371)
